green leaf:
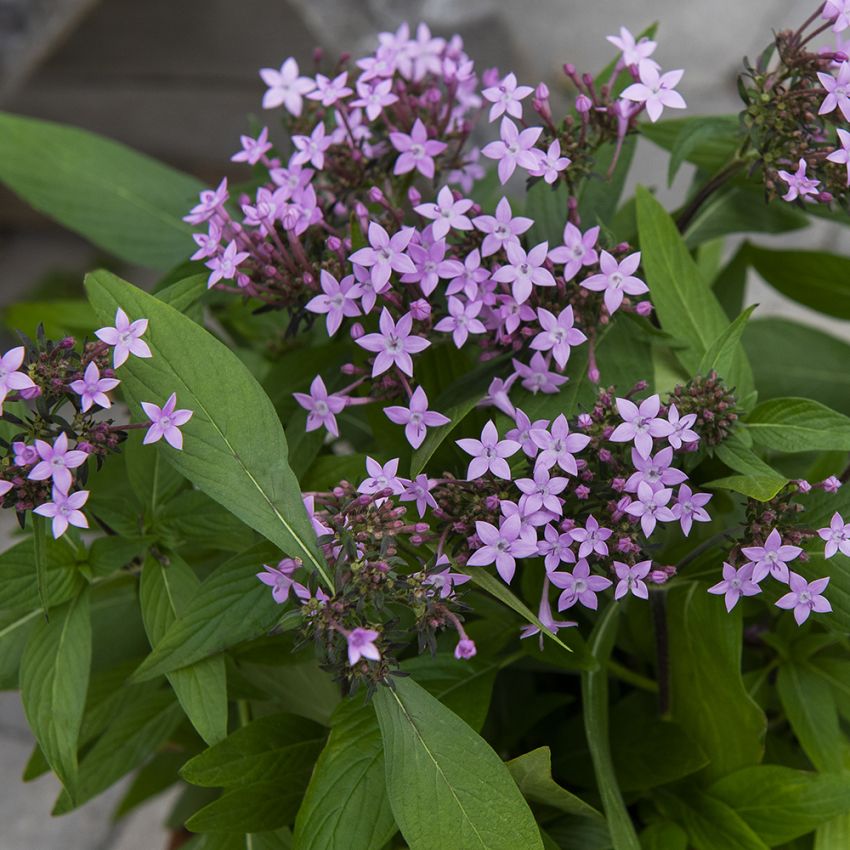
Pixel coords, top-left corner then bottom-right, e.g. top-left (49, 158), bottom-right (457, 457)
top-left (181, 713), bottom-right (325, 788)
top-left (114, 750), bottom-right (187, 819)
top-left (19, 588), bottom-right (91, 798)
top-left (125, 429), bottom-right (185, 513)
top-left (746, 246), bottom-right (850, 320)
top-left (668, 119), bottom-right (740, 186)
top-left (640, 116), bottom-right (740, 174)
top-left (635, 186), bottom-right (731, 372)
top-left (526, 179), bottom-right (568, 245)
top-left (709, 438), bottom-right (788, 502)
top-left (88, 535), bottom-right (150, 579)
top-left (187, 783), bottom-right (307, 834)
top-left (745, 397), bottom-right (850, 453)
top-left (140, 556), bottom-right (228, 745)
top-left (374, 677), bottom-right (543, 850)
top-left (0, 609), bottom-right (39, 689)
top-left (0, 536), bottom-right (84, 614)
top-left (33, 516), bottom-right (49, 618)
top-left (2, 298), bottom-right (97, 339)
top-left (0, 112), bottom-right (202, 269)
top-left (507, 747), bottom-right (603, 821)
top-left (639, 821), bottom-right (688, 850)
top-left (710, 765), bottom-right (850, 845)
top-left (581, 604), bottom-right (640, 850)
top-left (667, 583), bottom-right (765, 781)
top-left (84, 270), bottom-right (331, 589)
top-left (578, 136), bottom-right (637, 227)
top-left (132, 542), bottom-right (281, 682)
top-left (816, 815), bottom-right (850, 849)
top-left (712, 243), bottom-right (749, 320)
top-left (697, 305), bottom-right (757, 402)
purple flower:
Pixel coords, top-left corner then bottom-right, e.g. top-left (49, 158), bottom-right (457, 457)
top-left (28, 432), bottom-right (88, 493)
top-left (520, 576), bottom-right (577, 646)
top-left (424, 562), bottom-right (471, 599)
top-left (473, 196), bottom-right (533, 257)
top-left (824, 0), bottom-right (850, 31)
top-left (415, 186), bottom-right (474, 240)
top-left (512, 353), bottom-right (568, 395)
top-left (666, 403), bottom-right (700, 449)
top-left (206, 241), bottom-right (250, 288)
top-left (445, 249), bottom-right (491, 299)
top-left (625, 482), bottom-right (676, 538)
top-left (548, 223), bottom-right (599, 281)
top-left (184, 178), bottom-right (229, 225)
top-left (581, 250), bottom-right (648, 315)
top-left (493, 241), bottom-right (555, 304)
top-left (260, 58), bottom-right (316, 114)
top-left (569, 515), bottom-right (612, 559)
top-left (672, 484), bottom-right (712, 536)
top-left (69, 362), bottom-right (120, 412)
top-left (346, 628), bottom-right (381, 664)
top-left (293, 375), bottom-right (347, 437)
top-left (778, 159), bottom-right (821, 202)
top-left (483, 375), bottom-right (518, 418)
top-left (625, 447), bottom-right (688, 493)
top-left (306, 270), bottom-right (362, 336)
top-left (708, 562), bottom-right (761, 612)
top-left (352, 79), bottom-right (398, 120)
top-left (467, 514), bottom-right (538, 583)
top-left (506, 409), bottom-right (549, 458)
top-left (307, 71), bottom-right (352, 106)
top-left (823, 475), bottom-right (843, 493)
top-left (141, 393), bottom-right (193, 450)
top-left (190, 220), bottom-right (222, 261)
top-left (257, 559), bottom-right (301, 604)
top-left (531, 414), bottom-right (591, 476)
top-left (292, 123), bottom-right (333, 170)
top-left (538, 524), bottom-right (576, 571)
top-left (818, 61), bottom-right (850, 121)
top-left (232, 127), bottom-right (272, 165)
top-left (610, 394), bottom-right (674, 458)
top-left (776, 573), bottom-right (832, 625)
top-left (621, 60), bottom-right (686, 123)
top-left (400, 474), bottom-right (439, 517)
top-left (33, 486), bottom-right (89, 539)
top-left (741, 528), bottom-right (802, 583)
top-left (827, 128), bottom-right (850, 185)
top-left (613, 560), bottom-right (652, 600)
top-left (13, 441), bottom-right (38, 467)
top-left (402, 238), bottom-right (463, 297)
top-left (434, 296), bottom-right (487, 347)
top-left (516, 467), bottom-right (568, 515)
top-left (528, 140), bottom-right (571, 184)
top-left (95, 308), bottom-right (152, 369)
top-left (454, 637), bottom-right (478, 660)
top-left (349, 223), bottom-right (416, 288)
top-left (530, 306), bottom-right (587, 370)
top-left (384, 386), bottom-right (450, 449)
top-left (607, 27), bottom-right (657, 66)
top-left (550, 560), bottom-right (612, 611)
top-left (818, 511), bottom-right (850, 558)
top-left (357, 456), bottom-right (406, 496)
top-left (457, 420), bottom-right (521, 481)
top-left (482, 72), bottom-right (534, 121)
top-left (390, 118), bottom-right (447, 179)
top-left (482, 117), bottom-right (543, 184)
top-left (355, 308), bottom-right (430, 377)
top-left (0, 346), bottom-right (36, 413)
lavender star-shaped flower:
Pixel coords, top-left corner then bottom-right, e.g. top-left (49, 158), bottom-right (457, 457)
top-left (384, 386), bottom-right (449, 449)
top-left (349, 223), bottom-right (416, 288)
top-left (95, 308), bottom-right (152, 369)
top-left (482, 117), bottom-right (543, 184)
top-left (625, 481), bottom-right (676, 538)
top-left (531, 414), bottom-right (591, 475)
top-left (530, 306), bottom-right (587, 370)
top-left (69, 362), bottom-right (120, 413)
top-left (672, 484), bottom-right (712, 536)
top-left (0, 346), bottom-right (36, 413)
top-left (473, 196), bottom-right (533, 257)
top-left (402, 238), bottom-right (463, 297)
top-left (818, 60), bottom-right (850, 120)
top-left (293, 375), bottom-right (347, 438)
top-left (260, 58), bottom-right (316, 115)
top-left (358, 456), bottom-right (407, 497)
top-left (520, 576), bottom-right (578, 647)
top-left (621, 60), bottom-right (686, 123)
top-left (624, 447), bottom-right (687, 493)
top-left (741, 528), bottom-right (801, 583)
top-left (548, 223), bottom-right (599, 281)
top-left (206, 241), bottom-right (250, 288)
top-left (355, 308), bottom-right (430, 377)
top-left (482, 72), bottom-right (534, 121)
top-left (512, 353), bottom-right (568, 395)
top-left (457, 419), bottom-right (521, 480)
top-left (776, 573), bottom-right (832, 625)
top-left (818, 511), bottom-right (850, 558)
top-left (613, 560), bottom-right (652, 600)
top-left (305, 270), bottom-right (362, 336)
top-left (232, 127), bottom-right (272, 165)
top-left (827, 128), bottom-right (850, 185)
top-left (778, 159), bottom-right (821, 202)
top-left (33, 486), bottom-right (89, 539)
top-left (537, 524), bottom-right (577, 571)
top-left (415, 186), bottom-right (474, 240)
top-left (550, 560), bottom-right (613, 611)
top-left (28, 432), bottom-right (88, 493)
top-left (346, 628), bottom-right (381, 664)
top-left (708, 562), bottom-right (761, 611)
top-left (257, 559), bottom-right (301, 604)
top-left (292, 122), bottom-right (333, 170)
top-left (467, 514), bottom-right (539, 583)
top-left (400, 473), bottom-right (439, 517)
top-left (424, 561), bottom-right (470, 599)
top-left (569, 515), bottom-right (612, 559)
top-left (516, 467), bottom-right (568, 515)
top-left (666, 403), bottom-right (700, 449)
top-left (607, 26), bottom-right (657, 66)
top-left (434, 296), bottom-right (487, 348)
top-left (141, 394), bottom-right (194, 450)
top-left (609, 394), bottom-right (674, 458)
top-left (390, 118), bottom-right (447, 179)
top-left (493, 241), bottom-right (555, 304)
top-left (505, 409), bottom-right (549, 458)
top-left (529, 140), bottom-right (571, 184)
top-left (307, 71), bottom-right (352, 106)
top-left (581, 250), bottom-right (648, 315)
top-left (352, 79), bottom-right (398, 121)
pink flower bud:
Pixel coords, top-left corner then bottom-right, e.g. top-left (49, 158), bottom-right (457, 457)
top-left (650, 569), bottom-right (670, 585)
top-left (636, 300), bottom-right (653, 316)
top-left (598, 448), bottom-right (612, 463)
top-left (19, 386), bottom-right (41, 400)
top-left (410, 298), bottom-right (431, 320)
top-left (327, 235), bottom-right (342, 252)
top-left (350, 323), bottom-right (365, 340)
top-left (796, 479), bottom-right (812, 493)
top-left (368, 186), bottom-right (385, 204)
top-left (575, 93), bottom-right (593, 113)
top-left (575, 485), bottom-right (590, 500)
top-left (577, 413), bottom-right (593, 429)
top-left (482, 67), bottom-right (501, 87)
top-left (454, 638), bottom-right (477, 660)
top-left (588, 366), bottom-right (600, 383)
top-left (536, 82), bottom-right (550, 100)
top-left (407, 186), bottom-right (422, 206)
top-left (823, 476), bottom-right (842, 493)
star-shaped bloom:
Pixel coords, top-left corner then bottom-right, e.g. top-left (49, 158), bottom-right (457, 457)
top-left (232, 127), bottom-right (273, 165)
top-left (776, 573), bottom-right (832, 625)
top-left (355, 308), bottom-right (430, 377)
top-left (473, 196), bottom-right (533, 257)
top-left (512, 352), bottom-right (568, 395)
top-left (625, 481), bottom-right (676, 538)
top-left (528, 139), bottom-right (571, 184)
top-left (482, 72), bottom-right (534, 121)
top-left (548, 223), bottom-right (599, 281)
top-left (493, 241), bottom-right (555, 304)
top-left (415, 186), bottom-right (474, 240)
top-left (530, 414), bottom-right (591, 476)
top-left (141, 394), bottom-right (193, 450)
top-left (357, 456), bottom-right (407, 496)
top-left (424, 560), bottom-right (470, 599)
top-left (352, 78), bottom-right (399, 120)
top-left (384, 386), bottom-right (450, 449)
top-left (349, 223), bottom-right (416, 288)
top-left (609, 394), bottom-right (674, 458)
top-left (550, 559), bottom-right (613, 610)
top-left (778, 159), bottom-right (821, 202)
top-left (621, 60), bottom-right (686, 122)
top-left (95, 308), bottom-right (152, 368)
top-left (292, 122), bottom-right (333, 170)
top-left (666, 403), bottom-right (700, 449)
top-left (293, 375), bottom-right (347, 438)
top-left (260, 58), bottom-right (316, 115)
top-left (520, 576), bottom-right (578, 647)
top-left (607, 27), bottom-right (657, 67)
top-left (390, 118), bottom-right (447, 179)
top-left (824, 0), bottom-right (850, 32)
top-left (581, 250), bottom-right (648, 315)
top-left (401, 238), bottom-right (463, 297)
top-left (457, 419), bottom-right (521, 480)
top-left (434, 296), bottom-right (487, 348)
top-left (530, 306), bottom-right (587, 369)
top-left (184, 178), bottom-right (229, 225)
top-left (708, 562), bottom-right (761, 612)
top-left (827, 128), bottom-right (850, 186)
top-left (0, 346), bottom-right (36, 413)
top-left (467, 514), bottom-right (539, 583)
top-left (613, 560), bottom-right (652, 600)
top-left (505, 409), bottom-right (549, 458)
top-left (400, 473), bottom-right (439, 517)
top-left (569, 515), bottom-right (612, 559)
top-left (346, 628), bottom-right (381, 664)
top-left (482, 118), bottom-right (543, 184)
top-left (672, 484), bottom-right (712, 536)
top-left (445, 248), bottom-right (491, 299)
top-left (307, 71), bottom-right (352, 106)
top-left (818, 61), bottom-right (850, 120)
top-left (516, 467), bottom-right (568, 515)
top-left (305, 270), bottom-right (362, 336)
top-left (818, 511), bottom-right (850, 558)
top-left (625, 447), bottom-right (687, 493)
top-left (28, 432), bottom-right (88, 493)
top-left (483, 375), bottom-right (518, 419)
top-left (190, 220), bottom-right (222, 261)
top-left (537, 523), bottom-right (577, 571)
top-left (256, 559), bottom-right (302, 604)
top-left (69, 362), bottom-right (120, 412)
top-left (206, 241), bottom-right (250, 288)
top-left (741, 528), bottom-right (802, 583)
top-left (33, 486), bottom-right (89, 539)
top-left (13, 442), bottom-right (38, 467)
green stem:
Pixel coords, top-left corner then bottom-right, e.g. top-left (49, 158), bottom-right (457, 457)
top-left (675, 159), bottom-right (748, 233)
top-left (606, 658), bottom-right (659, 693)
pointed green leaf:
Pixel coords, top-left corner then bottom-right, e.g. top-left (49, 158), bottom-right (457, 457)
top-left (746, 397), bottom-right (850, 453)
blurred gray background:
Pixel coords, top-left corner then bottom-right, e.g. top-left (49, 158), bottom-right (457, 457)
top-left (0, 1), bottom-right (847, 848)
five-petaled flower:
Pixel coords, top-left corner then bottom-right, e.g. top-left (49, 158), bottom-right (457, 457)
top-left (293, 375), bottom-right (347, 437)
top-left (259, 58), bottom-right (315, 115)
top-left (482, 117), bottom-right (543, 184)
top-left (95, 308), bottom-right (152, 368)
top-left (141, 393), bottom-right (194, 450)
top-left (384, 386), bottom-right (450, 449)
top-left (457, 420), bottom-right (521, 480)
top-left (467, 514), bottom-right (538, 583)
top-left (621, 60), bottom-right (686, 122)
top-left (346, 628), bottom-right (381, 665)
top-left (482, 72), bottom-right (534, 121)
top-left (708, 562), bottom-right (761, 612)
top-left (390, 118), bottom-right (447, 178)
top-left (28, 433), bottom-right (88, 493)
top-left (33, 487), bottom-right (89, 539)
top-left (776, 573), bottom-right (831, 625)
top-left (550, 560), bottom-right (613, 610)
top-left (305, 270), bottom-right (362, 336)
top-left (530, 306), bottom-right (587, 369)
top-left (818, 512), bottom-right (850, 558)
top-left (741, 528), bottom-right (801, 583)
top-left (0, 346), bottom-right (36, 413)
top-left (581, 250), bottom-right (648, 315)
top-left (609, 394), bottom-right (673, 458)
top-left (69, 362), bottom-right (120, 412)
top-left (415, 186), bottom-right (474, 240)
top-left (355, 308), bottom-right (430, 377)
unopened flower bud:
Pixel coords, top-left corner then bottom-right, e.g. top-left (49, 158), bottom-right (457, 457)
top-left (823, 475), bottom-right (842, 493)
top-left (349, 323), bottom-right (365, 340)
top-left (575, 93), bottom-right (593, 113)
top-left (407, 186), bottom-right (422, 206)
top-left (482, 67), bottom-right (501, 87)
top-left (636, 300), bottom-right (653, 316)
top-left (796, 479), bottom-right (812, 493)
top-left (368, 186), bottom-right (385, 204)
top-left (410, 298), bottom-right (431, 320)
top-left (19, 386), bottom-right (41, 400)
top-left (575, 485), bottom-right (590, 500)
top-left (454, 637), bottom-right (477, 660)
top-left (577, 413), bottom-right (593, 429)
top-left (327, 235), bottom-right (342, 252)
